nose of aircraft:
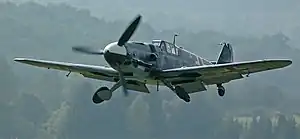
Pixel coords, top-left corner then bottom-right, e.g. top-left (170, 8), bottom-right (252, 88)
top-left (103, 42), bottom-right (128, 66)
top-left (104, 42), bottom-right (127, 55)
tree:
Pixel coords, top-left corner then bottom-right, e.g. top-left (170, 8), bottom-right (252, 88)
top-left (215, 118), bottom-right (242, 139)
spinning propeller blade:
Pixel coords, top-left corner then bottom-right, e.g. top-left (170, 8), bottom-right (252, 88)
top-left (71, 15), bottom-right (142, 56)
top-left (117, 65), bottom-right (128, 96)
top-left (115, 15), bottom-right (142, 96)
top-left (119, 71), bottom-right (128, 96)
top-left (117, 15), bottom-right (142, 46)
top-left (72, 46), bottom-right (104, 55)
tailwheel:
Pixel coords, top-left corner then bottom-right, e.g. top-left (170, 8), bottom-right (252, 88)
top-left (175, 86), bottom-right (191, 102)
top-left (92, 87), bottom-right (112, 104)
top-left (217, 84), bottom-right (225, 96)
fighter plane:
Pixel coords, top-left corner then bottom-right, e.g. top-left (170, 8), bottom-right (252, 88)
top-left (14, 15), bottom-right (292, 104)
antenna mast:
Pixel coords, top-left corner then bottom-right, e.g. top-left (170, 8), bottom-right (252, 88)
top-left (173, 33), bottom-right (179, 45)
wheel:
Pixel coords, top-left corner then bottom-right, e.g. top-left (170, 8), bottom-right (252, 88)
top-left (175, 86), bottom-right (191, 102)
top-left (217, 86), bottom-right (225, 96)
top-left (92, 87), bottom-right (112, 104)
top-left (184, 97), bottom-right (191, 102)
top-left (92, 93), bottom-right (104, 104)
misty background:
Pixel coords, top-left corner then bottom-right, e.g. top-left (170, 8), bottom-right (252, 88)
top-left (0, 0), bottom-right (299, 139)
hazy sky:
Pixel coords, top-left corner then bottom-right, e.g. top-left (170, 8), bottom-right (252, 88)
top-left (2, 0), bottom-right (300, 37)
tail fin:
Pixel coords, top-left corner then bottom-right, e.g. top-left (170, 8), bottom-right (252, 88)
top-left (217, 42), bottom-right (233, 64)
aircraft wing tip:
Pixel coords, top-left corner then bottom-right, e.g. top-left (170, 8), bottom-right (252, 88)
top-left (13, 57), bottom-right (26, 62)
top-left (270, 59), bottom-right (292, 68)
top-left (285, 59), bottom-right (292, 67)
top-left (13, 57), bottom-right (34, 64)
top-left (277, 59), bottom-right (292, 65)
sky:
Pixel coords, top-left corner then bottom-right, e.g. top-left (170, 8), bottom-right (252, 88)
top-left (1, 0), bottom-right (299, 38)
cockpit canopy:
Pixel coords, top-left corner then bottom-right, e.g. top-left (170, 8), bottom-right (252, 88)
top-left (152, 40), bottom-right (181, 55)
top-left (152, 40), bottom-right (162, 47)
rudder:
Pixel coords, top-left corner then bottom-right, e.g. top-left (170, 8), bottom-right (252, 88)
top-left (217, 42), bottom-right (233, 64)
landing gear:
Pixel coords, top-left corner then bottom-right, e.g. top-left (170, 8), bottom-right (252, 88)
top-left (175, 86), bottom-right (190, 102)
top-left (92, 87), bottom-right (112, 104)
top-left (92, 92), bottom-right (104, 104)
top-left (160, 79), bottom-right (191, 102)
top-left (92, 80), bottom-right (121, 104)
top-left (217, 84), bottom-right (225, 96)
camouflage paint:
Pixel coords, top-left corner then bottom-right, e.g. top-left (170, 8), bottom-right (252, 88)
top-left (125, 40), bottom-right (224, 71)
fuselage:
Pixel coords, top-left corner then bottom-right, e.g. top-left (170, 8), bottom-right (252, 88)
top-left (102, 40), bottom-right (212, 84)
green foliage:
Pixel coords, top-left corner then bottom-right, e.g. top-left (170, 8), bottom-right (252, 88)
top-left (0, 1), bottom-right (299, 139)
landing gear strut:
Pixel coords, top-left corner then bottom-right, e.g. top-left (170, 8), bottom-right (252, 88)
top-left (217, 84), bottom-right (225, 96)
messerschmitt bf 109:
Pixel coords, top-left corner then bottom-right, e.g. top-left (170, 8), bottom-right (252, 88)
top-left (14, 15), bottom-right (292, 104)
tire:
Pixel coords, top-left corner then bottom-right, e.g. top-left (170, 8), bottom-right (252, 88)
top-left (92, 93), bottom-right (104, 104)
top-left (218, 87), bottom-right (225, 96)
top-left (95, 87), bottom-right (112, 100)
top-left (92, 87), bottom-right (112, 104)
top-left (175, 86), bottom-right (191, 102)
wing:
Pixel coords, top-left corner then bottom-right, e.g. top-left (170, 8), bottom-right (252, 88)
top-left (161, 59), bottom-right (292, 85)
top-left (177, 80), bottom-right (207, 94)
top-left (14, 58), bottom-right (119, 82)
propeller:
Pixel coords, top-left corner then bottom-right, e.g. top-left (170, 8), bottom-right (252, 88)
top-left (117, 15), bottom-right (142, 46)
top-left (71, 15), bottom-right (143, 97)
top-left (71, 14), bottom-right (142, 55)
top-left (72, 46), bottom-right (104, 55)
top-left (116, 14), bottom-right (142, 96)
